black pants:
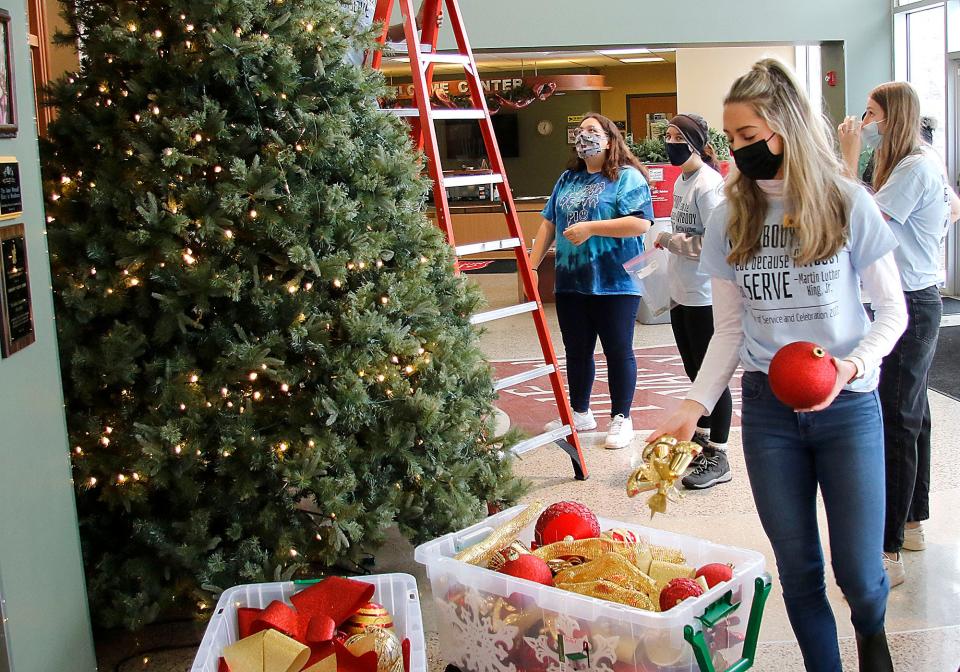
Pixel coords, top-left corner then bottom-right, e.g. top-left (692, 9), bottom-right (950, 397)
top-left (879, 285), bottom-right (941, 553)
top-left (670, 304), bottom-right (732, 444)
top-left (555, 293), bottom-right (640, 417)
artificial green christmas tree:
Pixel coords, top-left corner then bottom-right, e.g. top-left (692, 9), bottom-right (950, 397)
top-left (43, 0), bottom-right (524, 629)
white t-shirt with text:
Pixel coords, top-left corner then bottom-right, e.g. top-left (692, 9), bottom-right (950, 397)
top-left (666, 166), bottom-right (725, 306)
top-left (699, 179), bottom-right (898, 392)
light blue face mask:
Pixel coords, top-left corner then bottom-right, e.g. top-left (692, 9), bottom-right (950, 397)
top-left (861, 119), bottom-right (884, 150)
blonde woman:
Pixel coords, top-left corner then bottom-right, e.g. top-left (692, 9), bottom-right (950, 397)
top-left (651, 60), bottom-right (905, 671)
top-left (839, 82), bottom-right (952, 589)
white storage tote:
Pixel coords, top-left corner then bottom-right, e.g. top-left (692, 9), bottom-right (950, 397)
top-left (415, 505), bottom-right (771, 672)
top-left (191, 573), bottom-right (427, 672)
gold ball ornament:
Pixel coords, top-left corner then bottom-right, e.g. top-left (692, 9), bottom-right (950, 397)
top-left (342, 602), bottom-right (395, 636)
top-left (344, 627), bottom-right (403, 672)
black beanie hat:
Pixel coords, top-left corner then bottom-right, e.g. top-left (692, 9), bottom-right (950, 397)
top-left (669, 113), bottom-right (710, 155)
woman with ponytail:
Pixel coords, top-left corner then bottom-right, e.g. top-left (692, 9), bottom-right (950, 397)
top-left (651, 60), bottom-right (905, 671)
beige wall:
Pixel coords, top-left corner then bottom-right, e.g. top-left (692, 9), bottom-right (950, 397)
top-left (45, 0), bottom-right (78, 80)
top-left (675, 45), bottom-right (796, 130)
top-left (598, 62), bottom-right (677, 124)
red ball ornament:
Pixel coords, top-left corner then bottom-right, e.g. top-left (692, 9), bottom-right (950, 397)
top-left (534, 501), bottom-right (600, 546)
top-left (768, 341), bottom-right (837, 409)
top-left (498, 555), bottom-right (554, 586)
top-left (658, 578), bottom-right (704, 611)
top-left (695, 563), bottom-right (734, 588)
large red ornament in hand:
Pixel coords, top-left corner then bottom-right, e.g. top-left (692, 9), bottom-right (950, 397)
top-left (658, 578), bottom-right (704, 611)
top-left (768, 341), bottom-right (837, 409)
top-left (534, 501), bottom-right (600, 546)
top-left (498, 555), bottom-right (554, 586)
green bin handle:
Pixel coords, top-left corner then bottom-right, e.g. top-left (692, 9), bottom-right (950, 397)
top-left (683, 573), bottom-right (773, 672)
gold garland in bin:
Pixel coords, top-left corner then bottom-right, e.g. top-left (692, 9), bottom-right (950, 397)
top-left (554, 553), bottom-right (658, 599)
top-left (626, 435), bottom-right (702, 517)
top-left (454, 501), bottom-right (545, 567)
top-left (558, 579), bottom-right (658, 612)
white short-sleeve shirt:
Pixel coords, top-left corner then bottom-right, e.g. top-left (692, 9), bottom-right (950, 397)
top-left (873, 150), bottom-right (950, 291)
top-left (668, 166), bottom-right (725, 306)
top-left (699, 180), bottom-right (898, 392)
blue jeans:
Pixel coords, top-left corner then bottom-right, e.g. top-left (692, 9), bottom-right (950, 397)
top-left (740, 372), bottom-right (889, 672)
top-left (555, 293), bottom-right (640, 417)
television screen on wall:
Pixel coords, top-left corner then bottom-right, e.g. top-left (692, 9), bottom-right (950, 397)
top-left (442, 114), bottom-right (519, 160)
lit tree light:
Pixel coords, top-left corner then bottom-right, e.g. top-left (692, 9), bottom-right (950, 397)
top-left (253, 391), bottom-right (262, 400)
top-left (89, 477), bottom-right (97, 486)
top-left (127, 22), bottom-right (138, 32)
top-left (332, 279), bottom-right (342, 289)
top-left (174, 444), bottom-right (183, 454)
top-left (280, 383), bottom-right (289, 392)
top-left (213, 165), bottom-right (222, 173)
top-left (101, 437), bottom-right (110, 446)
top-left (224, 229), bottom-right (233, 239)
top-left (117, 474), bottom-right (127, 484)
top-left (105, 426), bottom-right (113, 434)
top-left (132, 472), bottom-right (140, 481)
top-left (249, 372), bottom-right (258, 381)
top-left (179, 403), bottom-right (187, 411)
top-left (189, 374), bottom-right (199, 383)
top-left (153, 29), bottom-right (163, 38)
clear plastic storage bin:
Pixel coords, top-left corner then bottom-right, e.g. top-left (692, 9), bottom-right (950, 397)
top-left (415, 505), bottom-right (771, 672)
top-left (191, 573), bottom-right (427, 672)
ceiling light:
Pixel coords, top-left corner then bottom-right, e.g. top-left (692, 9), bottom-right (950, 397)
top-left (597, 48), bottom-right (651, 56)
top-left (620, 57), bottom-right (666, 63)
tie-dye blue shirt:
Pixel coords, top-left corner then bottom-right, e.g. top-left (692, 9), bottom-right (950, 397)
top-left (542, 166), bottom-right (652, 295)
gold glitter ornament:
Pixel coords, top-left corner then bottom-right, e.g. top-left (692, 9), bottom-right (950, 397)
top-left (343, 627), bottom-right (403, 672)
top-left (341, 602), bottom-right (395, 636)
top-left (454, 501), bottom-right (545, 567)
top-left (626, 436), bottom-right (701, 517)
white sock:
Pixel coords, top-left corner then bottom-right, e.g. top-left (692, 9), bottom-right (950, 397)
top-left (709, 441), bottom-right (727, 453)
top-left (694, 427), bottom-right (709, 439)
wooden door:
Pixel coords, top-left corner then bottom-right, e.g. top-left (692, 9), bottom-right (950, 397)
top-left (627, 94), bottom-right (677, 139)
top-left (25, 0), bottom-right (51, 135)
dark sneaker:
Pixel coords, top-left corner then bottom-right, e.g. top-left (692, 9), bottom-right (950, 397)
top-left (685, 434), bottom-right (711, 475)
top-left (682, 448), bottom-right (732, 490)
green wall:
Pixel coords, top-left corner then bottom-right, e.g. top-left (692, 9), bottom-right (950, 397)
top-left (0, 2), bottom-right (96, 671)
top-left (442, 0), bottom-right (892, 123)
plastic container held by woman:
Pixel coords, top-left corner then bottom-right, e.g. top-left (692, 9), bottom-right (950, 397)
top-left (415, 504), bottom-right (771, 672)
top-left (190, 573), bottom-right (427, 672)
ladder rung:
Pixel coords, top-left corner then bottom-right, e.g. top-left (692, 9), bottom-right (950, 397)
top-left (421, 53), bottom-right (471, 65)
top-left (443, 173), bottom-right (504, 188)
top-left (455, 237), bottom-right (520, 257)
top-left (384, 108), bottom-right (486, 120)
top-left (470, 301), bottom-right (538, 325)
top-left (511, 425), bottom-right (573, 456)
top-left (383, 42), bottom-right (432, 55)
top-left (494, 364), bottom-right (556, 391)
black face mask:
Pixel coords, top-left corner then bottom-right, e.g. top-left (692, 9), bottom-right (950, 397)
top-left (665, 142), bottom-right (694, 167)
top-left (732, 134), bottom-right (783, 180)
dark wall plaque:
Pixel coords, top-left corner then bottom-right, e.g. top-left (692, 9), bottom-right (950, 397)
top-left (0, 223), bottom-right (34, 356)
top-left (0, 158), bottom-right (21, 219)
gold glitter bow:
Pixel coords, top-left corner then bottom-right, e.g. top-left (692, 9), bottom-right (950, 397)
top-left (626, 436), bottom-right (701, 517)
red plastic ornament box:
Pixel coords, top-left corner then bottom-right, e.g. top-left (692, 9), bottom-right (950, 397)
top-left (415, 505), bottom-right (770, 672)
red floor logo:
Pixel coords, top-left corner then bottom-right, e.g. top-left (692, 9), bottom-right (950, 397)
top-left (492, 344), bottom-right (742, 434)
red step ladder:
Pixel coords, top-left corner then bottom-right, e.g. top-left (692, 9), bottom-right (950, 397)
top-left (368, 0), bottom-right (588, 480)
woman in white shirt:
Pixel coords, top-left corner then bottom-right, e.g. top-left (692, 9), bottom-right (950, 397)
top-left (657, 114), bottom-right (733, 490)
top-left (839, 82), bottom-right (952, 589)
top-left (651, 59), bottom-right (905, 672)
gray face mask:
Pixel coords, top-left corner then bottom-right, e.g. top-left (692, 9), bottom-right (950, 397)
top-left (575, 130), bottom-right (605, 159)
top-left (861, 120), bottom-right (884, 150)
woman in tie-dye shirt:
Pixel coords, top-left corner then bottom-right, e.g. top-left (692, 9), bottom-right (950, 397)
top-left (529, 113), bottom-right (653, 449)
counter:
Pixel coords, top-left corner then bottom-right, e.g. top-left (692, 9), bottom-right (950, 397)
top-left (427, 197), bottom-right (548, 259)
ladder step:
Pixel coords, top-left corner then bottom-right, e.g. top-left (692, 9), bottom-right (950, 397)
top-left (511, 425), bottom-right (573, 456)
top-left (384, 108), bottom-right (486, 120)
top-left (470, 301), bottom-right (538, 325)
top-left (455, 237), bottom-right (520, 257)
top-left (443, 173), bottom-right (504, 188)
top-left (494, 364), bottom-right (556, 391)
top-left (383, 42), bottom-right (433, 56)
top-left (421, 53), bottom-right (471, 65)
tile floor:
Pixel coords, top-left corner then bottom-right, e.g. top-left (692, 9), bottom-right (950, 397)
top-left (96, 272), bottom-right (960, 672)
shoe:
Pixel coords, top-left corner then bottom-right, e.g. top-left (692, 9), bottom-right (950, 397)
top-left (903, 524), bottom-right (926, 551)
top-left (604, 414), bottom-right (634, 449)
top-left (685, 434), bottom-right (711, 475)
top-left (681, 448), bottom-right (732, 490)
top-left (856, 628), bottom-right (894, 672)
top-left (883, 552), bottom-right (905, 588)
top-left (544, 408), bottom-right (597, 433)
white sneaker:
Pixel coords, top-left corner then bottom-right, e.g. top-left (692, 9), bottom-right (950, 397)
top-left (903, 524), bottom-right (926, 551)
top-left (544, 409), bottom-right (597, 433)
top-left (604, 414), bottom-right (634, 450)
top-left (883, 552), bottom-right (905, 588)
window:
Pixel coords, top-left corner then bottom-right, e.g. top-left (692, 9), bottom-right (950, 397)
top-left (898, 3), bottom-right (947, 157)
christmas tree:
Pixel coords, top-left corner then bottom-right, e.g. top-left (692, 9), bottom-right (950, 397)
top-left (43, 0), bottom-right (524, 629)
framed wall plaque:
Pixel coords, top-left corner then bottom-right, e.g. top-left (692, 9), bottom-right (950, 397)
top-left (0, 223), bottom-right (34, 356)
top-left (0, 158), bottom-right (22, 219)
top-left (0, 11), bottom-right (15, 138)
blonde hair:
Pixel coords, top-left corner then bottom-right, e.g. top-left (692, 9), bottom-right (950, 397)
top-left (870, 82), bottom-right (921, 191)
top-left (724, 59), bottom-right (848, 267)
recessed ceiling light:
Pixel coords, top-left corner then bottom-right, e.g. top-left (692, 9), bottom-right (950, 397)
top-left (597, 48), bottom-right (651, 56)
top-left (649, 48), bottom-right (677, 53)
top-left (620, 57), bottom-right (665, 63)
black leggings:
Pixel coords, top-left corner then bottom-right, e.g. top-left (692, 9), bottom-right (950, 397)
top-left (670, 304), bottom-right (732, 443)
top-left (555, 293), bottom-right (640, 418)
